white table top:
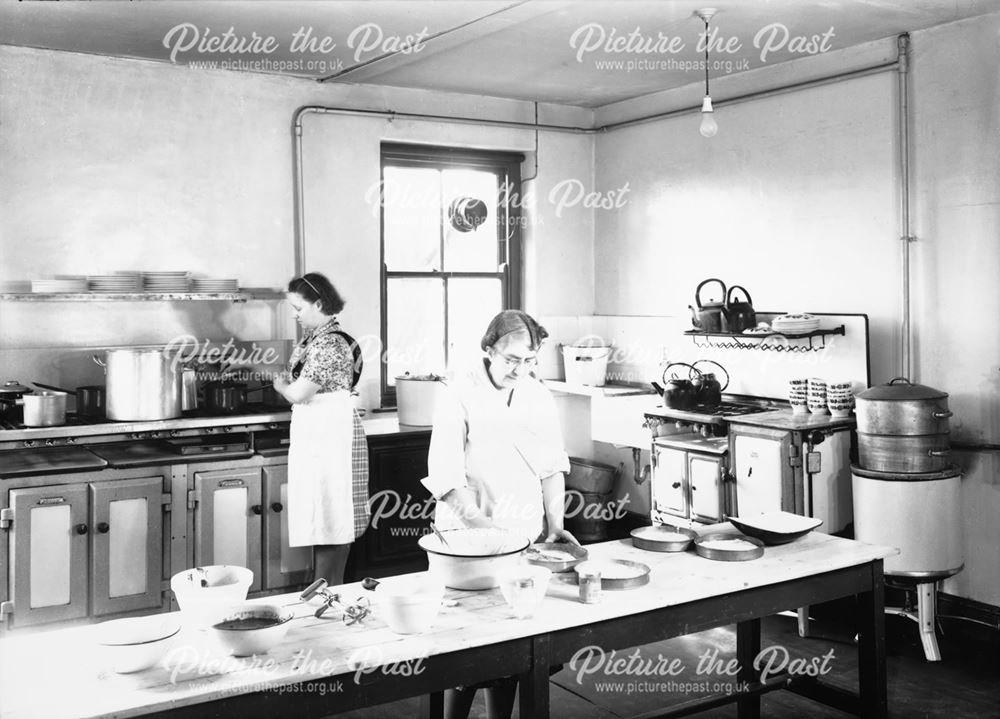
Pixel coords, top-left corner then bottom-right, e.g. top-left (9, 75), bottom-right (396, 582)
top-left (0, 527), bottom-right (896, 719)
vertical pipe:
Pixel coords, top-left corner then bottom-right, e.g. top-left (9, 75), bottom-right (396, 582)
top-left (897, 34), bottom-right (913, 379)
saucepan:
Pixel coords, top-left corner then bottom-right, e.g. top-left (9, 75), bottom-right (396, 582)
top-left (203, 381), bottom-right (268, 415)
top-left (0, 388), bottom-right (68, 427)
top-left (34, 382), bottom-right (106, 418)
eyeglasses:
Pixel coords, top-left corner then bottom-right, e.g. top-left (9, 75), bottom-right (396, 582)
top-left (492, 350), bottom-right (537, 369)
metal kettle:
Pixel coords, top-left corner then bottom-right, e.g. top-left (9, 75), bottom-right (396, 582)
top-left (661, 362), bottom-right (700, 410)
top-left (722, 285), bottom-right (756, 333)
top-left (690, 360), bottom-right (729, 408)
top-left (689, 278), bottom-right (727, 332)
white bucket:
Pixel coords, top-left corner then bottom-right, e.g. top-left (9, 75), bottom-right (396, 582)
top-left (396, 375), bottom-right (445, 426)
top-left (562, 345), bottom-right (612, 386)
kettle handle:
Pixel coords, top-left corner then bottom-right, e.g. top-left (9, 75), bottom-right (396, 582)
top-left (888, 377), bottom-right (913, 386)
top-left (662, 362), bottom-right (700, 384)
top-left (694, 278), bottom-right (727, 310)
top-left (726, 285), bottom-right (753, 307)
top-left (690, 359), bottom-right (730, 391)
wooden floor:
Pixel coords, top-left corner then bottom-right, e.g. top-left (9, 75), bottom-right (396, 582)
top-left (333, 611), bottom-right (1000, 719)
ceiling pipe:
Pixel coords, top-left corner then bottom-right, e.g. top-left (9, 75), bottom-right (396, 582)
top-left (291, 35), bottom-right (909, 275)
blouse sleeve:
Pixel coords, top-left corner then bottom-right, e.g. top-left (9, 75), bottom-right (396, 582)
top-left (421, 385), bottom-right (470, 499)
top-left (300, 333), bottom-right (353, 391)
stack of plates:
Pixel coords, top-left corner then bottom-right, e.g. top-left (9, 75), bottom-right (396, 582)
top-left (88, 274), bottom-right (142, 292)
top-left (143, 271), bottom-right (190, 293)
top-left (32, 277), bottom-right (88, 293)
top-left (191, 278), bottom-right (239, 293)
top-left (771, 313), bottom-right (820, 334)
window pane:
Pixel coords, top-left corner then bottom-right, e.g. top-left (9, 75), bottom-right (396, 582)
top-left (383, 167), bottom-right (441, 271)
top-left (447, 278), bottom-right (502, 371)
top-left (387, 278), bottom-right (446, 383)
top-left (442, 169), bottom-right (500, 272)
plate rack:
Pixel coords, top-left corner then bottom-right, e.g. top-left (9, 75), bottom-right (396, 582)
top-left (683, 325), bottom-right (846, 352)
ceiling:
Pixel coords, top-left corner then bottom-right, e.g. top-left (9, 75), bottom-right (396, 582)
top-left (2, 0), bottom-right (999, 108)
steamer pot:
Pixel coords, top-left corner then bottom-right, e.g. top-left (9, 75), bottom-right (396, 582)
top-left (857, 432), bottom-right (951, 473)
top-left (0, 381), bottom-right (32, 423)
top-left (855, 377), bottom-right (952, 435)
top-left (94, 349), bottom-right (182, 421)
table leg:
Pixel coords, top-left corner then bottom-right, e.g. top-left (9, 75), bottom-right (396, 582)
top-left (420, 691), bottom-right (444, 719)
top-left (857, 560), bottom-right (888, 719)
top-left (519, 634), bottom-right (551, 719)
top-left (736, 618), bottom-right (762, 719)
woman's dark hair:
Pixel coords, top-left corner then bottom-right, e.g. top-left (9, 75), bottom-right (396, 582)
top-left (287, 272), bottom-right (345, 315)
top-left (480, 310), bottom-right (548, 351)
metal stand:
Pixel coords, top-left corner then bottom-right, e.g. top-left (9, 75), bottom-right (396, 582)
top-left (885, 581), bottom-right (941, 661)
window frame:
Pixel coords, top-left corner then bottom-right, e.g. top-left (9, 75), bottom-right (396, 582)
top-left (379, 143), bottom-right (525, 407)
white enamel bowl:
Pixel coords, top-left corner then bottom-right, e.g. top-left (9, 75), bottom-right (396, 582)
top-left (418, 528), bottom-right (530, 590)
top-left (170, 565), bottom-right (253, 629)
top-left (375, 573), bottom-right (445, 634)
top-left (96, 615), bottom-right (183, 673)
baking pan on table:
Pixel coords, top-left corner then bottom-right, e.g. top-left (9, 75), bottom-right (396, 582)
top-left (0, 446), bottom-right (108, 478)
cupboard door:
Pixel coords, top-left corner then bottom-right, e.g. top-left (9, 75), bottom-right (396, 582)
top-left (8, 485), bottom-right (89, 628)
top-left (192, 468), bottom-right (262, 592)
top-left (90, 477), bottom-right (166, 617)
top-left (731, 431), bottom-right (790, 516)
top-left (262, 464), bottom-right (312, 590)
top-left (652, 446), bottom-right (688, 519)
top-left (688, 454), bottom-right (723, 523)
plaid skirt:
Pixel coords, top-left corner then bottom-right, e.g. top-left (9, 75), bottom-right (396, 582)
top-left (350, 409), bottom-right (370, 539)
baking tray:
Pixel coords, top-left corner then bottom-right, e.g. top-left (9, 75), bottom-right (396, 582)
top-left (631, 524), bottom-right (697, 552)
top-left (693, 533), bottom-right (765, 562)
top-left (524, 542), bottom-right (588, 572)
top-left (571, 559), bottom-right (651, 589)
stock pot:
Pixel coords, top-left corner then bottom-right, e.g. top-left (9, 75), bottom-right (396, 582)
top-left (94, 348), bottom-right (182, 421)
top-left (855, 377), bottom-right (952, 435)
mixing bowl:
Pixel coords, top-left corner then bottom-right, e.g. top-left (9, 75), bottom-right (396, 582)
top-left (170, 565), bottom-right (253, 628)
top-left (417, 527), bottom-right (530, 590)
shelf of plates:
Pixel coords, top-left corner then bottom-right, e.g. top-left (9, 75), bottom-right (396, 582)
top-left (683, 325), bottom-right (845, 352)
top-left (0, 289), bottom-right (286, 303)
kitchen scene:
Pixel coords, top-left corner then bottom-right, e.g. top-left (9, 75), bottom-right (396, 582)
top-left (0, 1), bottom-right (997, 718)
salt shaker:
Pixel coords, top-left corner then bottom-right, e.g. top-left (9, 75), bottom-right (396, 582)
top-left (579, 569), bottom-right (602, 604)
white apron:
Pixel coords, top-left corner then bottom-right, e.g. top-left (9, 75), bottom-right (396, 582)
top-left (287, 391), bottom-right (355, 546)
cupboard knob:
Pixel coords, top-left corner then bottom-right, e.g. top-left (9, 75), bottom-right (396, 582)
top-left (271, 502), bottom-right (284, 513)
top-left (75, 523), bottom-right (88, 535)
top-left (97, 522), bottom-right (110, 534)
top-left (251, 504), bottom-right (263, 515)
top-left (671, 482), bottom-right (681, 489)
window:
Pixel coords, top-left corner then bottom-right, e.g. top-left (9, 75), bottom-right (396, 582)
top-left (379, 143), bottom-right (524, 405)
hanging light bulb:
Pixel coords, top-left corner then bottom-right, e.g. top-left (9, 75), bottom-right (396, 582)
top-left (700, 96), bottom-right (718, 138)
top-left (695, 8), bottom-right (718, 138)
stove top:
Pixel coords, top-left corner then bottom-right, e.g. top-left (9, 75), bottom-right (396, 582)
top-left (645, 401), bottom-right (771, 426)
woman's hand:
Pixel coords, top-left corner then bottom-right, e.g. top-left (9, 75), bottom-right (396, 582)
top-left (272, 374), bottom-right (291, 393)
top-left (544, 527), bottom-right (581, 546)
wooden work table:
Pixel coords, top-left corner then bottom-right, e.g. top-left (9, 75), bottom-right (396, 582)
top-left (0, 527), bottom-right (896, 719)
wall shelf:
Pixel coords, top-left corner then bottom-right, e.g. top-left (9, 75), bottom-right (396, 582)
top-left (0, 288), bottom-right (285, 303)
top-left (683, 325), bottom-right (845, 352)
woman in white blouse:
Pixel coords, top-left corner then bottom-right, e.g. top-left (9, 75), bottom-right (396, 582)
top-left (422, 309), bottom-right (578, 719)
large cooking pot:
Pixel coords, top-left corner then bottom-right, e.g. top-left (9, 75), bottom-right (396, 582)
top-left (203, 381), bottom-right (268, 415)
top-left (94, 348), bottom-right (182, 421)
top-left (857, 432), bottom-right (951, 473)
top-left (0, 381), bottom-right (33, 423)
top-left (855, 377), bottom-right (952, 435)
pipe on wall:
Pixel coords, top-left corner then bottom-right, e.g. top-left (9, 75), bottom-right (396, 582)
top-left (290, 36), bottom-right (911, 319)
top-left (897, 34), bottom-right (914, 380)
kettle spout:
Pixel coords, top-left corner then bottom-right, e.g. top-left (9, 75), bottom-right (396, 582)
top-left (688, 305), bottom-right (702, 329)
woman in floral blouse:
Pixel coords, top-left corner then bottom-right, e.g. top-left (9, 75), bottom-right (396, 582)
top-left (273, 272), bottom-right (368, 585)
